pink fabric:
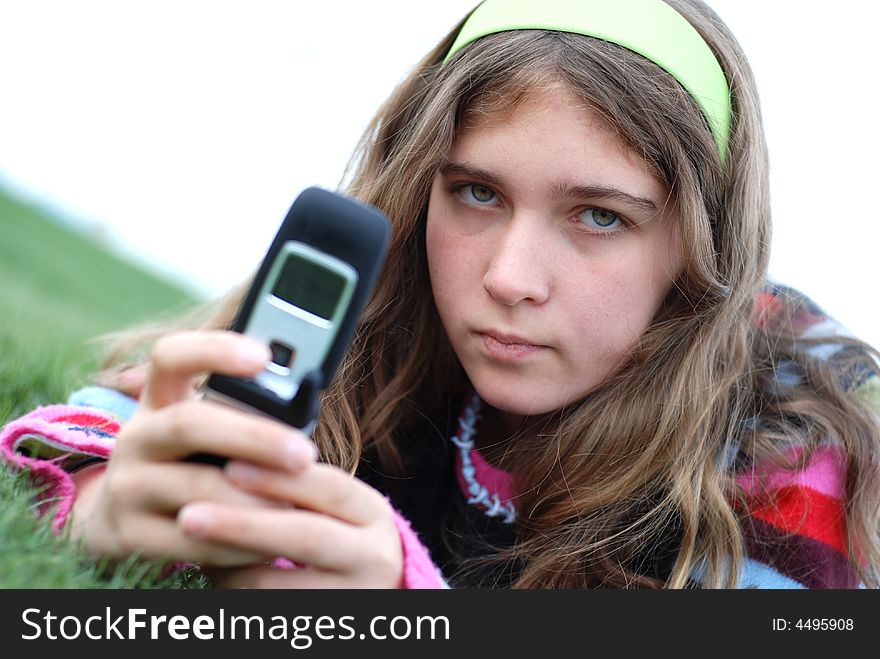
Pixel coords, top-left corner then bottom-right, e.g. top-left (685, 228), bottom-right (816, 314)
top-left (392, 506), bottom-right (447, 589)
top-left (735, 445), bottom-right (847, 501)
top-left (0, 405), bottom-right (116, 531)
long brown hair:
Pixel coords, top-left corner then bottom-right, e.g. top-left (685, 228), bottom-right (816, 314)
top-left (97, 0), bottom-right (880, 588)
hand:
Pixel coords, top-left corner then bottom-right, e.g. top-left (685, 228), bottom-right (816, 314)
top-left (73, 330), bottom-right (317, 566)
top-left (180, 460), bottom-right (404, 588)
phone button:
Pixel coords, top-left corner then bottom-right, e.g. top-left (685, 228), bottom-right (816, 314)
top-left (269, 340), bottom-right (295, 368)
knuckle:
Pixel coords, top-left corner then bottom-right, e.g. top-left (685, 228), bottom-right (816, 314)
top-left (103, 468), bottom-right (132, 503)
top-left (163, 403), bottom-right (200, 439)
top-left (325, 478), bottom-right (355, 512)
top-left (373, 528), bottom-right (403, 584)
top-left (150, 334), bottom-right (178, 371)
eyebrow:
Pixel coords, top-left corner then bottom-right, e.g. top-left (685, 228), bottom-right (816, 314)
top-left (440, 162), bottom-right (504, 187)
top-left (439, 161), bottom-right (659, 214)
top-left (551, 182), bottom-right (659, 213)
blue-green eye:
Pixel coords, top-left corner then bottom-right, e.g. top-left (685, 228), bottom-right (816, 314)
top-left (579, 208), bottom-right (623, 231)
top-left (461, 184), bottom-right (496, 204)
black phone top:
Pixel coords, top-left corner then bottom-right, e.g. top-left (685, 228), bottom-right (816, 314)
top-left (205, 187), bottom-right (390, 430)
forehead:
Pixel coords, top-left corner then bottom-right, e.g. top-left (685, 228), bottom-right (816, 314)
top-left (451, 88), bottom-right (668, 201)
top-left (462, 90), bottom-right (612, 146)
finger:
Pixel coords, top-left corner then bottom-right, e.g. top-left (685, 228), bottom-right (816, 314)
top-left (123, 398), bottom-right (316, 469)
top-left (112, 512), bottom-right (265, 566)
top-left (225, 461), bottom-right (386, 525)
top-left (119, 462), bottom-right (290, 513)
top-left (140, 330), bottom-right (271, 410)
top-left (178, 503), bottom-right (363, 571)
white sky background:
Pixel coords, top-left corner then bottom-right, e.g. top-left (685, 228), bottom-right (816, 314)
top-left (0, 1), bottom-right (877, 348)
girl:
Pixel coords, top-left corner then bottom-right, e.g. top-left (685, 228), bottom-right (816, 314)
top-left (3, 0), bottom-right (878, 589)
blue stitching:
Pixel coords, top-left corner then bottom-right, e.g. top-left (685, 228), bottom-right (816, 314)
top-left (450, 392), bottom-right (517, 524)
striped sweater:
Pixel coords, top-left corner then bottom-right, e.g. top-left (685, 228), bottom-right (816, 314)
top-left (2, 283), bottom-right (877, 588)
top-left (437, 389), bottom-right (864, 588)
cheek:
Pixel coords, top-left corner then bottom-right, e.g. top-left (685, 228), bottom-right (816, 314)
top-left (563, 258), bottom-right (673, 362)
top-left (567, 286), bottom-right (643, 359)
top-left (425, 210), bottom-right (453, 298)
top-left (426, 203), bottom-right (480, 302)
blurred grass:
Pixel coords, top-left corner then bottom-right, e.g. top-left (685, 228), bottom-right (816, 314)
top-left (0, 188), bottom-right (199, 426)
top-left (0, 187), bottom-right (206, 587)
top-left (0, 465), bottom-right (208, 588)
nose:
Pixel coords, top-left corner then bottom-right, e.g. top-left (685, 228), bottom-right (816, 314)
top-left (481, 214), bottom-right (552, 306)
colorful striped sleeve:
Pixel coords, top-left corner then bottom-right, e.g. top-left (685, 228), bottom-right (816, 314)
top-left (735, 445), bottom-right (861, 588)
top-left (0, 403), bottom-right (122, 531)
top-left (736, 283), bottom-right (876, 588)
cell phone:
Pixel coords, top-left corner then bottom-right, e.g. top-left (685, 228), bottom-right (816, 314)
top-left (188, 187), bottom-right (390, 465)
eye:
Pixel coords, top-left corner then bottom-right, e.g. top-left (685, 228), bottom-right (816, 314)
top-left (577, 208), bottom-right (625, 232)
top-left (458, 183), bottom-right (497, 205)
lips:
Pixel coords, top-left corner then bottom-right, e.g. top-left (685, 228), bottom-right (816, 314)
top-left (478, 330), bottom-right (544, 347)
top-left (475, 329), bottom-right (548, 362)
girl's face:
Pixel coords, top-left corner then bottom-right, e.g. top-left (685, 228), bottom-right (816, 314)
top-left (426, 89), bottom-right (684, 422)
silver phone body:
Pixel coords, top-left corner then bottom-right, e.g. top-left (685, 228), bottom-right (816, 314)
top-left (243, 240), bottom-right (358, 402)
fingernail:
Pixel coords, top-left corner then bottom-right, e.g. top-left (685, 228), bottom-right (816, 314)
top-left (226, 461), bottom-right (261, 483)
top-left (286, 436), bottom-right (316, 470)
top-left (179, 505), bottom-right (212, 538)
top-left (240, 340), bottom-right (271, 369)
top-left (119, 368), bottom-right (141, 383)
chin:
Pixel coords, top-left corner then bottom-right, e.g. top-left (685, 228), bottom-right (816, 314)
top-left (469, 374), bottom-right (573, 417)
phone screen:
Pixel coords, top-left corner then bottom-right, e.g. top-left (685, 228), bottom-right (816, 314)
top-left (271, 254), bottom-right (348, 321)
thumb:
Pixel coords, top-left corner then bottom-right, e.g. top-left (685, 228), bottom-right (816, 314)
top-left (139, 330), bottom-right (271, 411)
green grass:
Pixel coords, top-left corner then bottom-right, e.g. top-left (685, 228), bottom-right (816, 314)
top-left (0, 467), bottom-right (207, 588)
top-left (0, 189), bottom-right (198, 425)
top-left (0, 186), bottom-right (207, 587)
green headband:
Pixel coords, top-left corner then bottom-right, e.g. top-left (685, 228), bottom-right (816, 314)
top-left (443, 0), bottom-right (731, 163)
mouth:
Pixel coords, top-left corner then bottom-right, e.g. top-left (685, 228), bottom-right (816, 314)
top-left (475, 329), bottom-right (547, 361)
